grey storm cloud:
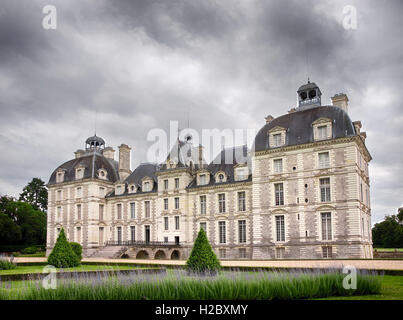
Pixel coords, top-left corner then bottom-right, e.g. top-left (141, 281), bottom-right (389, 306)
top-left (0, 0), bottom-right (402, 224)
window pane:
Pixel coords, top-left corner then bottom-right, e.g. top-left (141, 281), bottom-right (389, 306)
top-left (275, 183), bottom-right (284, 206)
top-left (219, 221), bottom-right (226, 243)
top-left (276, 216), bottom-right (285, 241)
top-left (319, 152), bottom-right (330, 168)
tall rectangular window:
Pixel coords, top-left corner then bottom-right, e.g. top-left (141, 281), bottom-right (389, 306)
top-left (175, 216), bottom-right (180, 230)
top-left (218, 194), bottom-right (226, 213)
top-left (130, 226), bottom-right (135, 242)
top-left (117, 204), bottom-right (122, 220)
top-left (321, 212), bottom-right (332, 240)
top-left (76, 187), bottom-right (82, 198)
top-left (238, 220), bottom-right (246, 243)
top-left (273, 159), bottom-right (283, 173)
top-left (218, 221), bottom-right (226, 244)
top-left (175, 178), bottom-right (179, 189)
top-left (57, 190), bottom-right (62, 201)
top-left (174, 197), bottom-right (180, 209)
top-left (320, 178), bottom-right (331, 202)
top-left (200, 195), bottom-right (206, 214)
top-left (273, 133), bottom-right (282, 147)
top-left (76, 227), bottom-right (81, 244)
top-left (164, 179), bottom-right (168, 190)
top-left (275, 183), bottom-right (284, 206)
top-left (145, 201), bottom-right (150, 218)
top-left (322, 246), bottom-right (332, 258)
top-left (130, 202), bottom-right (135, 219)
top-left (143, 182), bottom-right (150, 192)
top-left (164, 198), bottom-right (168, 210)
top-left (276, 247), bottom-right (285, 259)
top-left (164, 216), bottom-right (169, 230)
top-left (276, 216), bottom-right (285, 242)
top-left (317, 125), bottom-right (327, 139)
top-left (318, 152), bottom-right (330, 168)
top-left (76, 204), bottom-right (81, 220)
top-left (238, 192), bottom-right (246, 211)
top-left (57, 206), bottom-right (62, 221)
top-left (99, 204), bottom-right (104, 220)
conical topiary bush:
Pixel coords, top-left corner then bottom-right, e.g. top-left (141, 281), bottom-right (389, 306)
top-left (186, 228), bottom-right (221, 275)
top-left (47, 228), bottom-right (80, 268)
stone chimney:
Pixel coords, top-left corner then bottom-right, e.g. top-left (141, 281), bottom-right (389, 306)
top-left (118, 144), bottom-right (131, 181)
top-left (353, 121), bottom-right (362, 135)
top-left (103, 147), bottom-right (115, 160)
top-left (74, 149), bottom-right (85, 159)
top-left (198, 144), bottom-right (204, 169)
top-left (265, 115), bottom-right (274, 123)
top-left (331, 93), bottom-right (349, 113)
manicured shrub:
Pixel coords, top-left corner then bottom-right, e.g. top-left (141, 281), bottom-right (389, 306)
top-left (47, 229), bottom-right (80, 268)
top-left (0, 256), bottom-right (16, 270)
top-left (69, 242), bottom-right (83, 261)
top-left (186, 228), bottom-right (221, 274)
top-left (21, 246), bottom-right (38, 254)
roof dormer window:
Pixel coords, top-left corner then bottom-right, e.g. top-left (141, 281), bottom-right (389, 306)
top-left (98, 169), bottom-right (107, 180)
top-left (312, 118), bottom-right (332, 141)
top-left (129, 184), bottom-right (137, 193)
top-left (268, 126), bottom-right (286, 148)
top-left (215, 171), bottom-right (227, 183)
top-left (235, 167), bottom-right (248, 181)
top-left (56, 171), bottom-right (64, 183)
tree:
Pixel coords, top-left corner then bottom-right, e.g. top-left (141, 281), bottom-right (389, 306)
top-left (0, 212), bottom-right (22, 244)
top-left (186, 228), bottom-right (221, 274)
top-left (19, 178), bottom-right (48, 213)
top-left (48, 229), bottom-right (80, 268)
top-left (372, 211), bottom-right (403, 248)
top-left (0, 196), bottom-right (46, 245)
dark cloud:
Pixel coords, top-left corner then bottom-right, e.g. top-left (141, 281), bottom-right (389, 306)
top-left (0, 0), bottom-right (402, 223)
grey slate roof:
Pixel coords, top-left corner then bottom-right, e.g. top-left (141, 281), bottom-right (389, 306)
top-left (48, 152), bottom-right (119, 185)
top-left (187, 145), bottom-right (251, 189)
top-left (125, 163), bottom-right (158, 186)
top-left (253, 105), bottom-right (356, 152)
top-left (297, 82), bottom-right (319, 92)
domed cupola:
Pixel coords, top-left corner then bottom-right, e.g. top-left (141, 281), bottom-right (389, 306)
top-left (85, 134), bottom-right (105, 151)
top-left (297, 80), bottom-right (322, 111)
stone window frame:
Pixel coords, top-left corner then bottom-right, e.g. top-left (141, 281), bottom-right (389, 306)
top-left (75, 226), bottom-right (82, 244)
top-left (215, 171), bottom-right (227, 184)
top-left (317, 151), bottom-right (331, 169)
top-left (273, 182), bottom-right (285, 206)
top-left (199, 194), bottom-right (207, 214)
top-left (273, 158), bottom-right (284, 174)
top-left (274, 215), bottom-right (286, 242)
top-left (316, 207), bottom-right (336, 243)
top-left (163, 198), bottom-right (169, 211)
top-left (129, 225), bottom-right (136, 242)
top-left (197, 171), bottom-right (210, 185)
top-left (312, 118), bottom-right (332, 141)
top-left (163, 179), bottom-right (169, 190)
top-left (97, 168), bottom-right (108, 180)
top-left (164, 216), bottom-right (169, 231)
top-left (199, 221), bottom-right (207, 232)
top-left (76, 203), bottom-right (82, 220)
top-left (142, 177), bottom-right (154, 192)
top-left (55, 169), bottom-right (65, 183)
top-left (75, 166), bottom-right (85, 180)
top-left (218, 193), bottom-right (226, 213)
top-left (175, 216), bottom-right (180, 230)
top-left (128, 184), bottom-right (137, 194)
top-left (234, 165), bottom-right (248, 181)
top-left (318, 176), bottom-right (332, 203)
top-left (56, 189), bottom-right (62, 201)
top-left (237, 191), bottom-right (246, 212)
top-left (218, 220), bottom-right (227, 244)
top-left (268, 126), bottom-right (286, 148)
top-left (115, 184), bottom-right (125, 195)
top-left (129, 202), bottom-right (136, 219)
top-left (238, 219), bottom-right (247, 244)
top-left (271, 210), bottom-right (288, 243)
top-left (76, 186), bottom-right (83, 199)
top-left (116, 203), bottom-right (123, 220)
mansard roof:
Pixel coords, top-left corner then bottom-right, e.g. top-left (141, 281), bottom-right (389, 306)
top-left (253, 105), bottom-right (356, 152)
top-left (48, 152), bottom-right (119, 185)
top-left (125, 163), bottom-right (158, 185)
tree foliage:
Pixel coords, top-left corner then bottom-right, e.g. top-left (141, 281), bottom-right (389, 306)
top-left (186, 228), bottom-right (221, 274)
top-left (48, 229), bottom-right (80, 268)
top-left (69, 242), bottom-right (83, 261)
top-left (0, 196), bottom-right (46, 245)
top-left (372, 209), bottom-right (403, 248)
top-left (19, 178), bottom-right (48, 213)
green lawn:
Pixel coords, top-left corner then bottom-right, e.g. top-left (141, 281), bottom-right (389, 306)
top-left (317, 275), bottom-right (403, 300)
top-left (0, 264), bottom-right (142, 276)
top-left (373, 248), bottom-right (403, 252)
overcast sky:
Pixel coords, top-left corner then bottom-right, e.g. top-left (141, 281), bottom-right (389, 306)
top-left (0, 0), bottom-right (402, 224)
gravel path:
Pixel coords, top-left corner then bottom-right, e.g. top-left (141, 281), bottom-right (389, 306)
top-left (13, 257), bottom-right (403, 270)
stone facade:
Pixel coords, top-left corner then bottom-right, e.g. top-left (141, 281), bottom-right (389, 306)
top-left (46, 83), bottom-right (373, 259)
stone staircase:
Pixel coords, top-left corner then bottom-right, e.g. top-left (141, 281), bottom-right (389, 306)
top-left (88, 246), bottom-right (128, 259)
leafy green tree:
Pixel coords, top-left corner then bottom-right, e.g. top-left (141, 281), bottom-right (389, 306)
top-left (19, 178), bottom-right (48, 213)
top-left (0, 212), bottom-right (22, 244)
top-left (186, 228), bottom-right (221, 274)
top-left (48, 229), bottom-right (80, 268)
top-left (372, 212), bottom-right (403, 248)
top-left (0, 196), bottom-right (46, 245)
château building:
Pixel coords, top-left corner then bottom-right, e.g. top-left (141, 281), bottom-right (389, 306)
top-left (46, 82), bottom-right (373, 259)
